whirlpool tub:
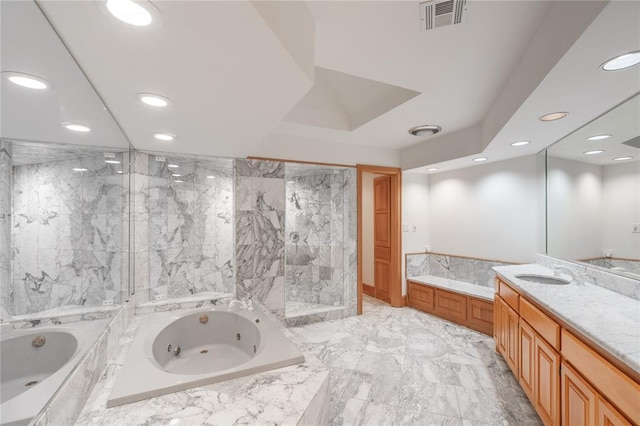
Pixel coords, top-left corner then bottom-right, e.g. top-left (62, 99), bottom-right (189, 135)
top-left (0, 320), bottom-right (109, 426)
top-left (107, 304), bottom-right (305, 407)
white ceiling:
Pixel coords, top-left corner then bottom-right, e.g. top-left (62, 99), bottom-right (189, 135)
top-left (2, 1), bottom-right (640, 172)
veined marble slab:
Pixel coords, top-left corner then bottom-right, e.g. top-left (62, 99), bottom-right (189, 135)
top-left (409, 275), bottom-right (494, 301)
top-left (493, 264), bottom-right (640, 375)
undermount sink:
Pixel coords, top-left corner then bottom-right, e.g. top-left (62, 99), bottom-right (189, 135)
top-left (514, 274), bottom-right (571, 285)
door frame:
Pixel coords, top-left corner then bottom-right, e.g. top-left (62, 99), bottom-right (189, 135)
top-left (357, 164), bottom-right (403, 313)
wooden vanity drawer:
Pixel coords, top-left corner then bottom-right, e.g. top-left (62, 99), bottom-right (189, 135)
top-left (407, 281), bottom-right (434, 312)
top-left (561, 329), bottom-right (640, 425)
top-left (520, 298), bottom-right (560, 350)
top-left (498, 279), bottom-right (519, 312)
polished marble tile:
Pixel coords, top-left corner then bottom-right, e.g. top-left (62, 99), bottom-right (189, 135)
top-left (288, 295), bottom-right (542, 426)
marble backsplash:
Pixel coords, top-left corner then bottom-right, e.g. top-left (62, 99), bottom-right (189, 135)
top-left (538, 254), bottom-right (640, 300)
top-left (10, 151), bottom-right (129, 316)
top-left (581, 257), bottom-right (640, 277)
top-left (406, 252), bottom-right (515, 287)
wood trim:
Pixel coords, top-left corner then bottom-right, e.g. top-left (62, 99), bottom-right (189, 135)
top-left (578, 256), bottom-right (640, 262)
top-left (562, 329), bottom-right (640, 424)
top-left (246, 156), bottom-right (355, 169)
top-left (357, 164), bottom-right (403, 313)
top-left (362, 283), bottom-right (375, 297)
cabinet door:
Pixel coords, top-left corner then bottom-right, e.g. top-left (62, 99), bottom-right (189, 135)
top-left (519, 319), bottom-right (535, 401)
top-left (506, 303), bottom-right (520, 375)
top-left (495, 297), bottom-right (508, 357)
top-left (561, 361), bottom-right (596, 426)
top-left (535, 336), bottom-right (560, 426)
top-left (598, 397), bottom-right (632, 426)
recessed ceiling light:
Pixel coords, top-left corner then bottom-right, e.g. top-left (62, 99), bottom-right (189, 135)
top-left (409, 125), bottom-right (442, 137)
top-left (426, 168), bottom-right (439, 172)
top-left (587, 134), bottom-right (612, 141)
top-left (73, 168), bottom-right (88, 172)
top-left (6, 73), bottom-right (48, 90)
top-left (172, 174), bottom-right (181, 177)
top-left (103, 0), bottom-right (161, 27)
top-left (584, 150), bottom-right (605, 155)
top-left (154, 133), bottom-right (174, 141)
top-left (602, 50), bottom-right (640, 71)
top-left (167, 164), bottom-right (179, 168)
top-left (138, 93), bottom-right (170, 107)
top-left (473, 157), bottom-right (488, 162)
top-left (612, 156), bottom-right (633, 161)
top-left (539, 112), bottom-right (569, 122)
top-left (105, 160), bottom-right (121, 164)
top-left (511, 141), bottom-right (530, 147)
top-left (206, 175), bottom-right (216, 179)
top-left (63, 123), bottom-right (91, 132)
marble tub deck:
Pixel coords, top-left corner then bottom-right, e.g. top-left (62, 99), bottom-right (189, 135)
top-left (74, 313), bottom-right (329, 425)
top-left (289, 296), bottom-right (541, 426)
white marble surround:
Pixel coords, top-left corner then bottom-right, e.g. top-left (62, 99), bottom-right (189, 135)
top-left (406, 252), bottom-right (515, 288)
top-left (494, 263), bottom-right (640, 374)
top-left (0, 141), bottom-right (12, 319)
top-left (73, 301), bottom-right (329, 426)
top-left (7, 145), bottom-right (130, 317)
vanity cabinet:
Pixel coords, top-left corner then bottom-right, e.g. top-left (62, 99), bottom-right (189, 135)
top-left (494, 277), bottom-right (639, 426)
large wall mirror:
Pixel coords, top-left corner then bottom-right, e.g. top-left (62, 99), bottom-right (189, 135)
top-left (1, 0), bottom-right (133, 320)
top-left (546, 94), bottom-right (640, 280)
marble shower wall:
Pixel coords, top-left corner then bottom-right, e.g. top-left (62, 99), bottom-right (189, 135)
top-left (285, 170), bottom-right (347, 307)
top-left (234, 159), bottom-right (286, 317)
top-left (1, 142), bottom-right (12, 319)
top-left (10, 149), bottom-right (130, 316)
top-left (136, 153), bottom-right (234, 301)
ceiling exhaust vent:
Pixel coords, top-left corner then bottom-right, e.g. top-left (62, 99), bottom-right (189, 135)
top-left (420, 0), bottom-right (467, 32)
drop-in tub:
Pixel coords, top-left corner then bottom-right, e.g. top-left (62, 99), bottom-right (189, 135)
top-left (107, 304), bottom-right (305, 407)
top-left (0, 320), bottom-right (109, 426)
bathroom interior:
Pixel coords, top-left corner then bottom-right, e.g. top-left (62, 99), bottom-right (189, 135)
top-left (0, 0), bottom-right (638, 425)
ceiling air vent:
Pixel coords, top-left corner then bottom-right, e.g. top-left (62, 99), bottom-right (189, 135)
top-left (420, 0), bottom-right (467, 32)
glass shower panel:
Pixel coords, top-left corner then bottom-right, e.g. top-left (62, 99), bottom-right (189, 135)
top-left (285, 164), bottom-right (348, 317)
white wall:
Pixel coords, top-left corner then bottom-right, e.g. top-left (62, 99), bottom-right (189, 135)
top-left (547, 156), bottom-right (603, 261)
top-left (428, 155), bottom-right (539, 263)
top-left (401, 172), bottom-right (430, 293)
top-left (602, 161), bottom-right (640, 259)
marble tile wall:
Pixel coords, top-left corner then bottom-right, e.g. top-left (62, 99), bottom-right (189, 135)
top-left (136, 152), bottom-right (234, 302)
top-left (234, 159), bottom-right (286, 318)
top-left (10, 150), bottom-right (129, 315)
top-left (406, 253), bottom-right (515, 287)
top-left (0, 141), bottom-right (13, 319)
top-left (583, 258), bottom-right (640, 277)
top-left (285, 171), bottom-right (345, 307)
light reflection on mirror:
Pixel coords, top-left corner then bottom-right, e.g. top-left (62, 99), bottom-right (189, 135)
top-left (546, 94), bottom-right (640, 279)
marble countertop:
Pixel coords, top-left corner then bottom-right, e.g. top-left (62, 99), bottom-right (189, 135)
top-left (409, 275), bottom-right (494, 301)
top-left (493, 264), bottom-right (640, 375)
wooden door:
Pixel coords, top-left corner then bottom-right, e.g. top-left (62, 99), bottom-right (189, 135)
top-left (535, 335), bottom-right (560, 426)
top-left (561, 361), bottom-right (596, 426)
top-left (373, 175), bottom-right (391, 303)
top-left (519, 319), bottom-right (535, 401)
top-left (597, 397), bottom-right (632, 426)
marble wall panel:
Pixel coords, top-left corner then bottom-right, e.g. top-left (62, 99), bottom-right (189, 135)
top-left (10, 149), bottom-right (129, 315)
top-left (1, 142), bottom-right (13, 319)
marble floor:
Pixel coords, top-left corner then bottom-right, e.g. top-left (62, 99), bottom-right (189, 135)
top-left (287, 296), bottom-right (542, 426)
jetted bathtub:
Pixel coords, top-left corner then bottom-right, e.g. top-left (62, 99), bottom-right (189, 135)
top-left (0, 320), bottom-right (109, 426)
top-left (107, 304), bottom-right (305, 407)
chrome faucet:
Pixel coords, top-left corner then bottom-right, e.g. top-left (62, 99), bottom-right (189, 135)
top-left (553, 265), bottom-right (579, 283)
